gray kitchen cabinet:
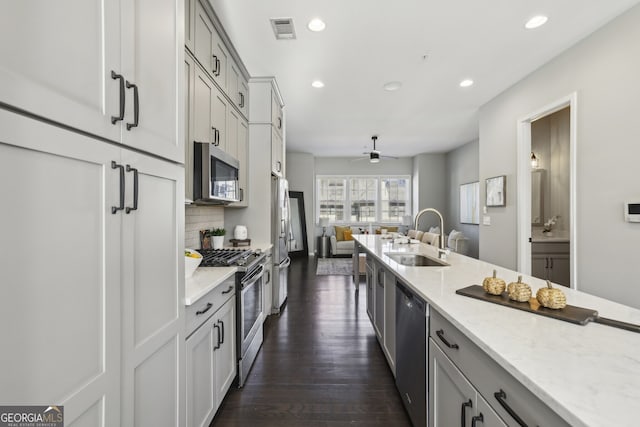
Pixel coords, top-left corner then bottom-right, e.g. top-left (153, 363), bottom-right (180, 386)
top-left (383, 269), bottom-right (396, 375)
top-left (271, 126), bottom-right (285, 177)
top-left (374, 264), bottom-right (385, 339)
top-left (430, 340), bottom-right (506, 427)
top-left (192, 62), bottom-right (227, 153)
top-left (0, 0), bottom-right (183, 163)
top-left (430, 309), bottom-right (570, 427)
top-left (0, 109), bottom-right (185, 427)
top-left (366, 258), bottom-right (375, 323)
top-left (193, 0), bottom-right (216, 79)
top-left (532, 242), bottom-right (570, 287)
top-left (185, 53), bottom-right (195, 201)
top-left (186, 294), bottom-right (236, 427)
top-left (228, 59), bottom-right (249, 119)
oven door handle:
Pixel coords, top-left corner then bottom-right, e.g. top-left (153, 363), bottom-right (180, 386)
top-left (241, 264), bottom-right (265, 288)
top-left (280, 256), bottom-right (291, 269)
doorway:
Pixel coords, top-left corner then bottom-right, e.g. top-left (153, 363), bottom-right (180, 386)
top-left (516, 93), bottom-right (577, 289)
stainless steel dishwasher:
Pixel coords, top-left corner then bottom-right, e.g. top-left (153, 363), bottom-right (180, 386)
top-left (396, 281), bottom-right (427, 427)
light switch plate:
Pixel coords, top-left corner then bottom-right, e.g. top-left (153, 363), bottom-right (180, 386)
top-left (483, 215), bottom-right (491, 225)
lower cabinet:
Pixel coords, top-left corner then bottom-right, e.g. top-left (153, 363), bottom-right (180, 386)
top-left (364, 256), bottom-right (396, 375)
top-left (531, 242), bottom-right (570, 287)
top-left (186, 294), bottom-right (236, 427)
top-left (429, 309), bottom-right (570, 427)
top-left (430, 340), bottom-right (505, 427)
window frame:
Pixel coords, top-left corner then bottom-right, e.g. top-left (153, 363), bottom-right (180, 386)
top-left (316, 174), bottom-right (411, 225)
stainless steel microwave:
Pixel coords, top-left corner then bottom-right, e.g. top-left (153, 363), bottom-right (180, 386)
top-left (194, 143), bottom-right (241, 204)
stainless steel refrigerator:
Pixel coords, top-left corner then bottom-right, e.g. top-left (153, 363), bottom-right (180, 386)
top-left (271, 176), bottom-right (291, 313)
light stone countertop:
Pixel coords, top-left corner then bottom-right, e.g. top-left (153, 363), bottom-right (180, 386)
top-left (354, 234), bottom-right (640, 427)
top-left (184, 266), bottom-right (237, 306)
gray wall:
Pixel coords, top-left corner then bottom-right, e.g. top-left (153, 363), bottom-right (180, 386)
top-left (412, 153), bottom-right (447, 231)
top-left (446, 140), bottom-right (479, 258)
top-left (286, 152), bottom-right (316, 255)
top-left (478, 4), bottom-right (640, 308)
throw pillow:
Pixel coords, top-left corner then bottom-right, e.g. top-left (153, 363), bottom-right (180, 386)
top-left (385, 226), bottom-right (398, 232)
top-left (334, 225), bottom-right (349, 241)
top-left (429, 226), bottom-right (441, 234)
top-left (344, 230), bottom-right (353, 241)
top-left (415, 230), bottom-right (424, 241)
top-left (448, 230), bottom-right (462, 249)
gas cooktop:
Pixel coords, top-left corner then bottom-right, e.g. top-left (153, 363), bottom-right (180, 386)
top-left (198, 248), bottom-right (265, 271)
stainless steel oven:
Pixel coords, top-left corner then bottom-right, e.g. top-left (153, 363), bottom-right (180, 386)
top-left (236, 258), bottom-right (266, 387)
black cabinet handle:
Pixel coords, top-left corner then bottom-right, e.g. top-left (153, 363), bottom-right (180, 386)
top-left (111, 161), bottom-right (125, 214)
top-left (111, 71), bottom-right (125, 124)
top-left (471, 413), bottom-right (484, 427)
top-left (550, 258), bottom-right (554, 269)
top-left (213, 323), bottom-right (221, 350)
top-left (212, 54), bottom-right (218, 75)
top-left (211, 127), bottom-right (220, 146)
top-left (278, 116), bottom-right (282, 129)
top-left (494, 389), bottom-right (528, 427)
top-left (125, 81), bottom-right (139, 130)
top-left (436, 329), bottom-right (459, 350)
top-left (196, 302), bottom-right (213, 316)
top-left (239, 92), bottom-right (244, 108)
top-left (461, 399), bottom-right (472, 427)
top-left (545, 258), bottom-right (549, 269)
top-left (216, 129), bottom-right (220, 146)
top-left (215, 58), bottom-right (221, 76)
top-left (222, 285), bottom-right (234, 294)
top-left (125, 165), bottom-right (138, 214)
top-left (218, 319), bottom-right (224, 344)
top-left (239, 188), bottom-right (244, 202)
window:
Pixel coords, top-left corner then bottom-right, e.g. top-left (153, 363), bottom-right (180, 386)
top-left (316, 175), bottom-right (411, 223)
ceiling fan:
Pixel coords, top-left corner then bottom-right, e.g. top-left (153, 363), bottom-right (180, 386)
top-left (353, 136), bottom-right (398, 163)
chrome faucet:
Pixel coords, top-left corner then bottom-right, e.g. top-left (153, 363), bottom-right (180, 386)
top-left (414, 208), bottom-right (447, 259)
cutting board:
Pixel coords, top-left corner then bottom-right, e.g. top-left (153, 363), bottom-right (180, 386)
top-left (456, 285), bottom-right (598, 325)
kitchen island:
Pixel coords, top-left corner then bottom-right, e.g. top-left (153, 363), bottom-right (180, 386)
top-left (354, 234), bottom-right (640, 427)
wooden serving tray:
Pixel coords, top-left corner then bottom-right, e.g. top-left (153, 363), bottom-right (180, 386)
top-left (456, 285), bottom-right (598, 325)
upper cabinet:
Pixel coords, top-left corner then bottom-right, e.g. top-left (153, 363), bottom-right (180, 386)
top-left (0, 0), bottom-right (182, 163)
top-left (249, 78), bottom-right (286, 177)
top-left (184, 0), bottom-right (252, 203)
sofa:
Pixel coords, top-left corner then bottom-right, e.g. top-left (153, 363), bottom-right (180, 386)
top-left (328, 225), bottom-right (400, 256)
top-left (408, 228), bottom-right (469, 255)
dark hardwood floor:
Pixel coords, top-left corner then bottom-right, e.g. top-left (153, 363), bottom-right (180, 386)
top-left (211, 256), bottom-right (411, 426)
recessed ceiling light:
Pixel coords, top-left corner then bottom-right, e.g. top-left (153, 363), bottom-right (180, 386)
top-left (308, 18), bottom-right (326, 32)
top-left (311, 80), bottom-right (325, 88)
top-left (525, 15), bottom-right (548, 29)
top-left (459, 79), bottom-right (474, 88)
top-left (383, 81), bottom-right (402, 91)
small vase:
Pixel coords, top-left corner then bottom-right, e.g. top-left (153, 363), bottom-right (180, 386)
top-left (212, 235), bottom-right (224, 249)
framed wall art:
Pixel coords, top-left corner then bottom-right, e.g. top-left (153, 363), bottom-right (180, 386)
top-left (485, 175), bottom-right (506, 207)
top-left (459, 181), bottom-right (480, 224)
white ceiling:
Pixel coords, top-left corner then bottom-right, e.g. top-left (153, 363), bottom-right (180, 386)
top-left (209, 0), bottom-right (640, 158)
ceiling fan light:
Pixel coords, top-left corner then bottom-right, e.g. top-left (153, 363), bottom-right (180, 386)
top-left (370, 152), bottom-right (380, 163)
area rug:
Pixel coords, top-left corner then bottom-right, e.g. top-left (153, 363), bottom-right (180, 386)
top-left (316, 258), bottom-right (353, 276)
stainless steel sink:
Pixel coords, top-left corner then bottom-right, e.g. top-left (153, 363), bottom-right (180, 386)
top-left (384, 252), bottom-right (449, 267)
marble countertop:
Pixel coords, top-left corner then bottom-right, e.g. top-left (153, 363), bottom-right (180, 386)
top-left (531, 229), bottom-right (570, 243)
top-left (354, 235), bottom-right (640, 427)
top-left (184, 266), bottom-right (237, 306)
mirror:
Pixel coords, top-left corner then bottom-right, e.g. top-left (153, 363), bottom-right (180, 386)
top-left (531, 169), bottom-right (545, 225)
top-left (460, 181), bottom-right (480, 224)
top-left (288, 191), bottom-right (308, 256)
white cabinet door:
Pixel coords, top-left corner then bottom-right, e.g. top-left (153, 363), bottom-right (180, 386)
top-left (213, 297), bottom-right (236, 408)
top-left (184, 0), bottom-right (195, 53)
top-left (236, 119), bottom-right (249, 206)
top-left (383, 270), bottom-right (396, 375)
top-left (186, 316), bottom-right (216, 427)
top-left (365, 261), bottom-right (374, 323)
top-left (475, 393), bottom-right (508, 427)
top-left (211, 35), bottom-right (229, 93)
top-left (429, 340), bottom-right (476, 427)
top-left (239, 77), bottom-right (249, 119)
top-left (271, 126), bottom-right (283, 177)
top-left (120, 0), bottom-right (181, 162)
top-left (227, 108), bottom-right (239, 159)
top-left (0, 111), bottom-right (121, 426)
top-left (193, 66), bottom-right (215, 145)
top-left (212, 84), bottom-right (228, 152)
top-left (0, 0), bottom-right (121, 143)
top-left (120, 151), bottom-right (184, 427)
top-left (374, 264), bottom-right (385, 339)
top-left (228, 60), bottom-right (240, 110)
top-left (193, 0), bottom-right (215, 76)
top-left (185, 54), bottom-right (195, 201)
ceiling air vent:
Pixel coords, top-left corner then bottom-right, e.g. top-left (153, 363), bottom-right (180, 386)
top-left (270, 18), bottom-right (296, 40)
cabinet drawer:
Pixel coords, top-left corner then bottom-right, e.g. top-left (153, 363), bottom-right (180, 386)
top-left (186, 276), bottom-right (236, 337)
top-left (430, 309), bottom-right (570, 427)
top-left (531, 242), bottom-right (569, 254)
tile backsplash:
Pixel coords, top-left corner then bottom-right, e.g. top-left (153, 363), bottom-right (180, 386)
top-left (185, 205), bottom-right (224, 249)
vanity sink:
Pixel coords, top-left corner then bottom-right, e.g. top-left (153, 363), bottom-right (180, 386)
top-left (384, 252), bottom-right (449, 267)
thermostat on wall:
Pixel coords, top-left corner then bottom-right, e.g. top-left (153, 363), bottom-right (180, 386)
top-left (624, 202), bottom-right (640, 222)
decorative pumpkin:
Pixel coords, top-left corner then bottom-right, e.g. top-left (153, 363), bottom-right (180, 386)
top-left (507, 275), bottom-right (532, 302)
top-left (536, 280), bottom-right (567, 309)
top-left (483, 270), bottom-right (506, 295)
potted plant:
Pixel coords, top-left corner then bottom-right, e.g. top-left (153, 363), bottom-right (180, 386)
top-left (210, 227), bottom-right (226, 249)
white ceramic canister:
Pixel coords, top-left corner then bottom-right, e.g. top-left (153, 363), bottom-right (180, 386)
top-left (234, 225), bottom-right (248, 240)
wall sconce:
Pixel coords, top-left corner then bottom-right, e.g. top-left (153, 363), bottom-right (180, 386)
top-left (319, 217), bottom-right (330, 236)
top-left (530, 152), bottom-right (539, 169)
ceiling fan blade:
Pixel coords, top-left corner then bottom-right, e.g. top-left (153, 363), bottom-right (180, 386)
top-left (380, 155), bottom-right (399, 160)
top-left (349, 157), bottom-right (368, 162)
